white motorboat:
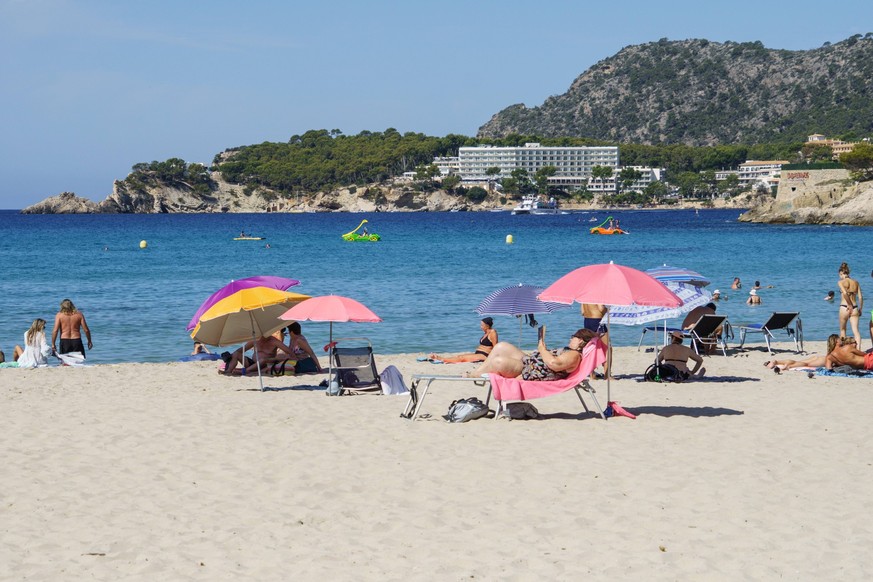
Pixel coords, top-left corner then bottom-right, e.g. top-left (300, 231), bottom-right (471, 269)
top-left (511, 195), bottom-right (562, 215)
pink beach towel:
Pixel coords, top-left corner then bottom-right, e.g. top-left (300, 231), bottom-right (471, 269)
top-left (489, 337), bottom-right (607, 401)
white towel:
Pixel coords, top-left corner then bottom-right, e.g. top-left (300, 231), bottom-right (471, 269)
top-left (379, 365), bottom-right (409, 395)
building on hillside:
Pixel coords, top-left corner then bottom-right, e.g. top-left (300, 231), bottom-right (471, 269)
top-left (806, 134), bottom-right (858, 158)
top-left (737, 160), bottom-right (789, 190)
top-left (457, 143), bottom-right (619, 187)
top-left (432, 156), bottom-right (460, 176)
top-left (587, 166), bottom-right (665, 193)
top-left (715, 169), bottom-right (740, 181)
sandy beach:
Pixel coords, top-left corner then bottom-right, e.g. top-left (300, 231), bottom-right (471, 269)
top-left (2, 340), bottom-right (872, 580)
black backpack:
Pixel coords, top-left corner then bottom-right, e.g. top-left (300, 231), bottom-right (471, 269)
top-left (644, 362), bottom-right (683, 383)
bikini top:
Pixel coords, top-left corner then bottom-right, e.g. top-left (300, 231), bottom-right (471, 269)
top-left (480, 331), bottom-right (494, 348)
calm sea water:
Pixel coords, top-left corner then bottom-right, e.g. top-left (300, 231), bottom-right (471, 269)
top-left (1, 209), bottom-right (870, 364)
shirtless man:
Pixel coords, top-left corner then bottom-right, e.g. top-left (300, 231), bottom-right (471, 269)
top-left (581, 304), bottom-right (609, 377)
top-left (222, 333), bottom-right (295, 375)
top-left (52, 298), bottom-right (92, 357)
top-left (825, 337), bottom-right (873, 371)
top-left (658, 331), bottom-right (705, 381)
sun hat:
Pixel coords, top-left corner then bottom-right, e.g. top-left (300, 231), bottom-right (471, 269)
top-left (712, 289), bottom-right (721, 295)
top-left (670, 330), bottom-right (684, 340)
top-left (749, 289), bottom-right (757, 295)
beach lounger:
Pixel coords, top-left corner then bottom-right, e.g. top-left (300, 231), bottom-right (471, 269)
top-left (330, 337), bottom-right (382, 395)
top-left (737, 312), bottom-right (802, 355)
top-left (683, 314), bottom-right (729, 356)
top-left (402, 337), bottom-right (608, 421)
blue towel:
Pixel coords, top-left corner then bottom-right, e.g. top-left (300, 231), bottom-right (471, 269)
top-left (814, 366), bottom-right (873, 378)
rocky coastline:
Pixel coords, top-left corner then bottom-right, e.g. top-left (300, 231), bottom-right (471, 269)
top-left (738, 169), bottom-right (873, 225)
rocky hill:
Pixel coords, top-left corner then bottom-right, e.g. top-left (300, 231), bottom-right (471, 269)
top-left (479, 36), bottom-right (873, 145)
top-left (739, 168), bottom-right (873, 225)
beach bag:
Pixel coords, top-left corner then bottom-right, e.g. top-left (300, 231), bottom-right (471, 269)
top-left (644, 362), bottom-right (682, 383)
top-left (445, 397), bottom-right (490, 423)
top-left (503, 402), bottom-right (539, 420)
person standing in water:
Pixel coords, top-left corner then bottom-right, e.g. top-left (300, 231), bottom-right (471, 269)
top-left (837, 262), bottom-right (863, 350)
top-left (51, 299), bottom-right (93, 357)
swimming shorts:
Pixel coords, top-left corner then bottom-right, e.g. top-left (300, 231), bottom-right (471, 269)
top-left (583, 317), bottom-right (607, 333)
top-left (294, 357), bottom-right (319, 374)
top-left (59, 338), bottom-right (86, 357)
top-left (865, 352), bottom-right (873, 371)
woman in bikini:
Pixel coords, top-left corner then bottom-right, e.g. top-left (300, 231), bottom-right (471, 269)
top-left (838, 262), bottom-right (863, 350)
top-left (429, 317), bottom-right (498, 363)
top-left (765, 334), bottom-right (839, 374)
top-left (465, 326), bottom-right (597, 380)
top-left (657, 331), bottom-right (705, 381)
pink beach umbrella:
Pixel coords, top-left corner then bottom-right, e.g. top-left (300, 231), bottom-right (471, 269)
top-left (539, 262), bottom-right (682, 402)
top-left (281, 295), bottom-right (382, 387)
top-left (280, 294), bottom-right (382, 339)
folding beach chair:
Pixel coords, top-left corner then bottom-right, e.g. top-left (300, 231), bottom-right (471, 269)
top-left (737, 312), bottom-right (802, 355)
top-left (330, 337), bottom-right (382, 395)
top-left (683, 314), bottom-right (729, 356)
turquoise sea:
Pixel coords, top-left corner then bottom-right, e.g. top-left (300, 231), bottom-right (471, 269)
top-left (1, 209), bottom-right (870, 364)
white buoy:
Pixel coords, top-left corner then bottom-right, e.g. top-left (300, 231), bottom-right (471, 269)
top-left (139, 240), bottom-right (148, 249)
top-left (505, 234), bottom-right (514, 244)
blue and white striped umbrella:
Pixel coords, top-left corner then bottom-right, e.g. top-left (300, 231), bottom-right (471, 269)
top-left (645, 264), bottom-right (711, 287)
top-left (608, 281), bottom-right (712, 326)
top-left (476, 283), bottom-right (569, 316)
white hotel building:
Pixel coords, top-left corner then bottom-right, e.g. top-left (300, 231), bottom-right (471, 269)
top-left (457, 143), bottom-right (620, 188)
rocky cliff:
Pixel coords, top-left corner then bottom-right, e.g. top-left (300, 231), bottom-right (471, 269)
top-left (739, 170), bottom-right (873, 225)
top-left (479, 36), bottom-right (873, 145)
top-left (20, 173), bottom-right (499, 214)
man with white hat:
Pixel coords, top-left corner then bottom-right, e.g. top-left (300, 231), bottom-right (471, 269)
top-left (712, 289), bottom-right (723, 302)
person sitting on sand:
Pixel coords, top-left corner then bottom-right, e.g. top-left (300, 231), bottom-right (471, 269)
top-left (765, 334), bottom-right (840, 374)
top-left (747, 289), bottom-right (762, 305)
top-left (429, 317), bottom-right (498, 363)
top-left (284, 322), bottom-right (322, 374)
top-left (465, 326), bottom-right (596, 380)
top-left (222, 333), bottom-right (295, 376)
top-left (14, 318), bottom-right (55, 369)
top-left (657, 331), bottom-right (705, 381)
top-left (825, 336), bottom-right (873, 371)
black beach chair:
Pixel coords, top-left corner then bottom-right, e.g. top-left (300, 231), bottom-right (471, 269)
top-left (737, 312), bottom-right (802, 355)
top-left (330, 337), bottom-right (382, 395)
top-left (683, 314), bottom-right (729, 356)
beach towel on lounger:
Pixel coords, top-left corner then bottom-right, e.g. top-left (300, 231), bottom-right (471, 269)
top-left (489, 337), bottom-right (607, 401)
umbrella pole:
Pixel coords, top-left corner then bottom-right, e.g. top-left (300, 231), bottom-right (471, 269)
top-left (250, 313), bottom-right (264, 392)
top-left (519, 317), bottom-right (523, 347)
top-left (606, 312), bottom-right (612, 403)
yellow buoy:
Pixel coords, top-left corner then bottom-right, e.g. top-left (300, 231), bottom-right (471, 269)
top-left (505, 234), bottom-right (514, 244)
top-left (139, 240), bottom-right (148, 249)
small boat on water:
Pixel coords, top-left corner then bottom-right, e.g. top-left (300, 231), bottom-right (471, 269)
top-left (511, 195), bottom-right (564, 215)
top-left (342, 219), bottom-right (381, 242)
top-left (589, 216), bottom-right (628, 235)
top-left (233, 236), bottom-right (265, 241)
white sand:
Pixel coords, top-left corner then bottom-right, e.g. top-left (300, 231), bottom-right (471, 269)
top-left (2, 341), bottom-right (872, 580)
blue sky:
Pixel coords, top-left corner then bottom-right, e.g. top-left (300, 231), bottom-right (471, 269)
top-left (1, 0), bottom-right (869, 208)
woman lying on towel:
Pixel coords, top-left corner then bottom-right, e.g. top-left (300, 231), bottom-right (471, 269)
top-left (429, 317), bottom-right (498, 363)
top-left (825, 336), bottom-right (873, 371)
top-left (466, 326), bottom-right (597, 380)
top-left (765, 334), bottom-right (839, 374)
